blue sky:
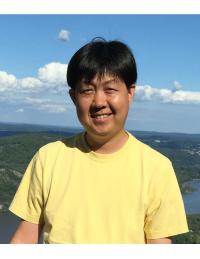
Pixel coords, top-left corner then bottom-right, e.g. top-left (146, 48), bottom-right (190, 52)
top-left (0, 15), bottom-right (200, 133)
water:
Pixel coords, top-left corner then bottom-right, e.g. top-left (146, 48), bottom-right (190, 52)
top-left (183, 179), bottom-right (200, 214)
top-left (1, 180), bottom-right (200, 244)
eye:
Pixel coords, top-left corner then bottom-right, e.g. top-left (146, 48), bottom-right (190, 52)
top-left (80, 88), bottom-right (94, 94)
top-left (105, 88), bottom-right (117, 94)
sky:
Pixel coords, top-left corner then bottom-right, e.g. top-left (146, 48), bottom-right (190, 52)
top-left (0, 14), bottom-right (200, 133)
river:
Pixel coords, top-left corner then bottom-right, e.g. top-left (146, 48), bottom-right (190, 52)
top-left (183, 179), bottom-right (200, 214)
top-left (0, 180), bottom-right (200, 244)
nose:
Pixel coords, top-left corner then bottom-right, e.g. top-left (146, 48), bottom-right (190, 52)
top-left (92, 90), bottom-right (107, 108)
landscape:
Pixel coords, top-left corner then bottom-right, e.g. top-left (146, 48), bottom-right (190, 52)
top-left (0, 122), bottom-right (200, 244)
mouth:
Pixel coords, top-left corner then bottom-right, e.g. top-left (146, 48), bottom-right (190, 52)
top-left (90, 113), bottom-right (112, 119)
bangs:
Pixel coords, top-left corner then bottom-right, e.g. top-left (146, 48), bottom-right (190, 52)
top-left (67, 39), bottom-right (137, 89)
top-left (78, 63), bottom-right (121, 85)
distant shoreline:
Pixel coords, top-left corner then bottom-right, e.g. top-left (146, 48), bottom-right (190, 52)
top-left (1, 121), bottom-right (200, 135)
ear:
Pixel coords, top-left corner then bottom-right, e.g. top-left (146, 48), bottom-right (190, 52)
top-left (128, 84), bottom-right (136, 103)
top-left (69, 89), bottom-right (76, 105)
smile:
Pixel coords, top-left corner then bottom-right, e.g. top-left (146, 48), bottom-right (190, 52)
top-left (90, 113), bottom-right (112, 119)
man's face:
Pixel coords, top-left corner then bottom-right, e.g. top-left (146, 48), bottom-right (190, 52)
top-left (70, 73), bottom-right (135, 140)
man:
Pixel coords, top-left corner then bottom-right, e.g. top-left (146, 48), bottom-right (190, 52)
top-left (9, 38), bottom-right (188, 244)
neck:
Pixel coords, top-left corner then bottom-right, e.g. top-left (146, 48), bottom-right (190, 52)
top-left (84, 130), bottom-right (129, 154)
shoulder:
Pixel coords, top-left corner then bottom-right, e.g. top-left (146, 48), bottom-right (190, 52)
top-left (128, 132), bottom-right (172, 172)
top-left (37, 133), bottom-right (82, 160)
top-left (128, 133), bottom-right (178, 194)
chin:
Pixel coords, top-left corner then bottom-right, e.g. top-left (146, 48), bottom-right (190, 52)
top-left (87, 127), bottom-right (112, 137)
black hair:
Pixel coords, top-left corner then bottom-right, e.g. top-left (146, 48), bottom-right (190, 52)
top-left (66, 38), bottom-right (137, 89)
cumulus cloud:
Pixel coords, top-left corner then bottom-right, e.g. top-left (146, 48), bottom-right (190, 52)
top-left (38, 62), bottom-right (67, 86)
top-left (0, 71), bottom-right (17, 92)
top-left (18, 77), bottom-right (43, 92)
top-left (58, 30), bottom-right (70, 41)
top-left (135, 85), bottom-right (200, 104)
top-left (0, 72), bottom-right (43, 93)
top-left (0, 62), bottom-right (67, 94)
top-left (169, 90), bottom-right (200, 104)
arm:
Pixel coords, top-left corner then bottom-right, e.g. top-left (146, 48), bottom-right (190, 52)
top-left (147, 237), bottom-right (171, 244)
top-left (10, 220), bottom-right (43, 244)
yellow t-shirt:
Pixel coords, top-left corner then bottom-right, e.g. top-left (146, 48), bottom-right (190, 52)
top-left (9, 132), bottom-right (188, 243)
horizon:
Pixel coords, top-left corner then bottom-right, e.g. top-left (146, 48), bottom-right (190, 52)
top-left (1, 120), bottom-right (200, 136)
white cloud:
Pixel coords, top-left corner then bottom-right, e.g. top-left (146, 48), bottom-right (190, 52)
top-left (18, 77), bottom-right (43, 91)
top-left (169, 90), bottom-right (200, 104)
top-left (58, 30), bottom-right (70, 41)
top-left (135, 85), bottom-right (200, 104)
top-left (0, 62), bottom-right (67, 94)
top-left (38, 62), bottom-right (67, 86)
top-left (0, 71), bottom-right (17, 92)
top-left (0, 72), bottom-right (44, 93)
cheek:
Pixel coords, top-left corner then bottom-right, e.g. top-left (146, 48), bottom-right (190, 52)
top-left (110, 95), bottom-right (129, 109)
top-left (76, 99), bottom-right (90, 116)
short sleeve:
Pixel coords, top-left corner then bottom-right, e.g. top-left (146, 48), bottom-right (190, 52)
top-left (144, 161), bottom-right (189, 239)
top-left (9, 152), bottom-right (44, 224)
